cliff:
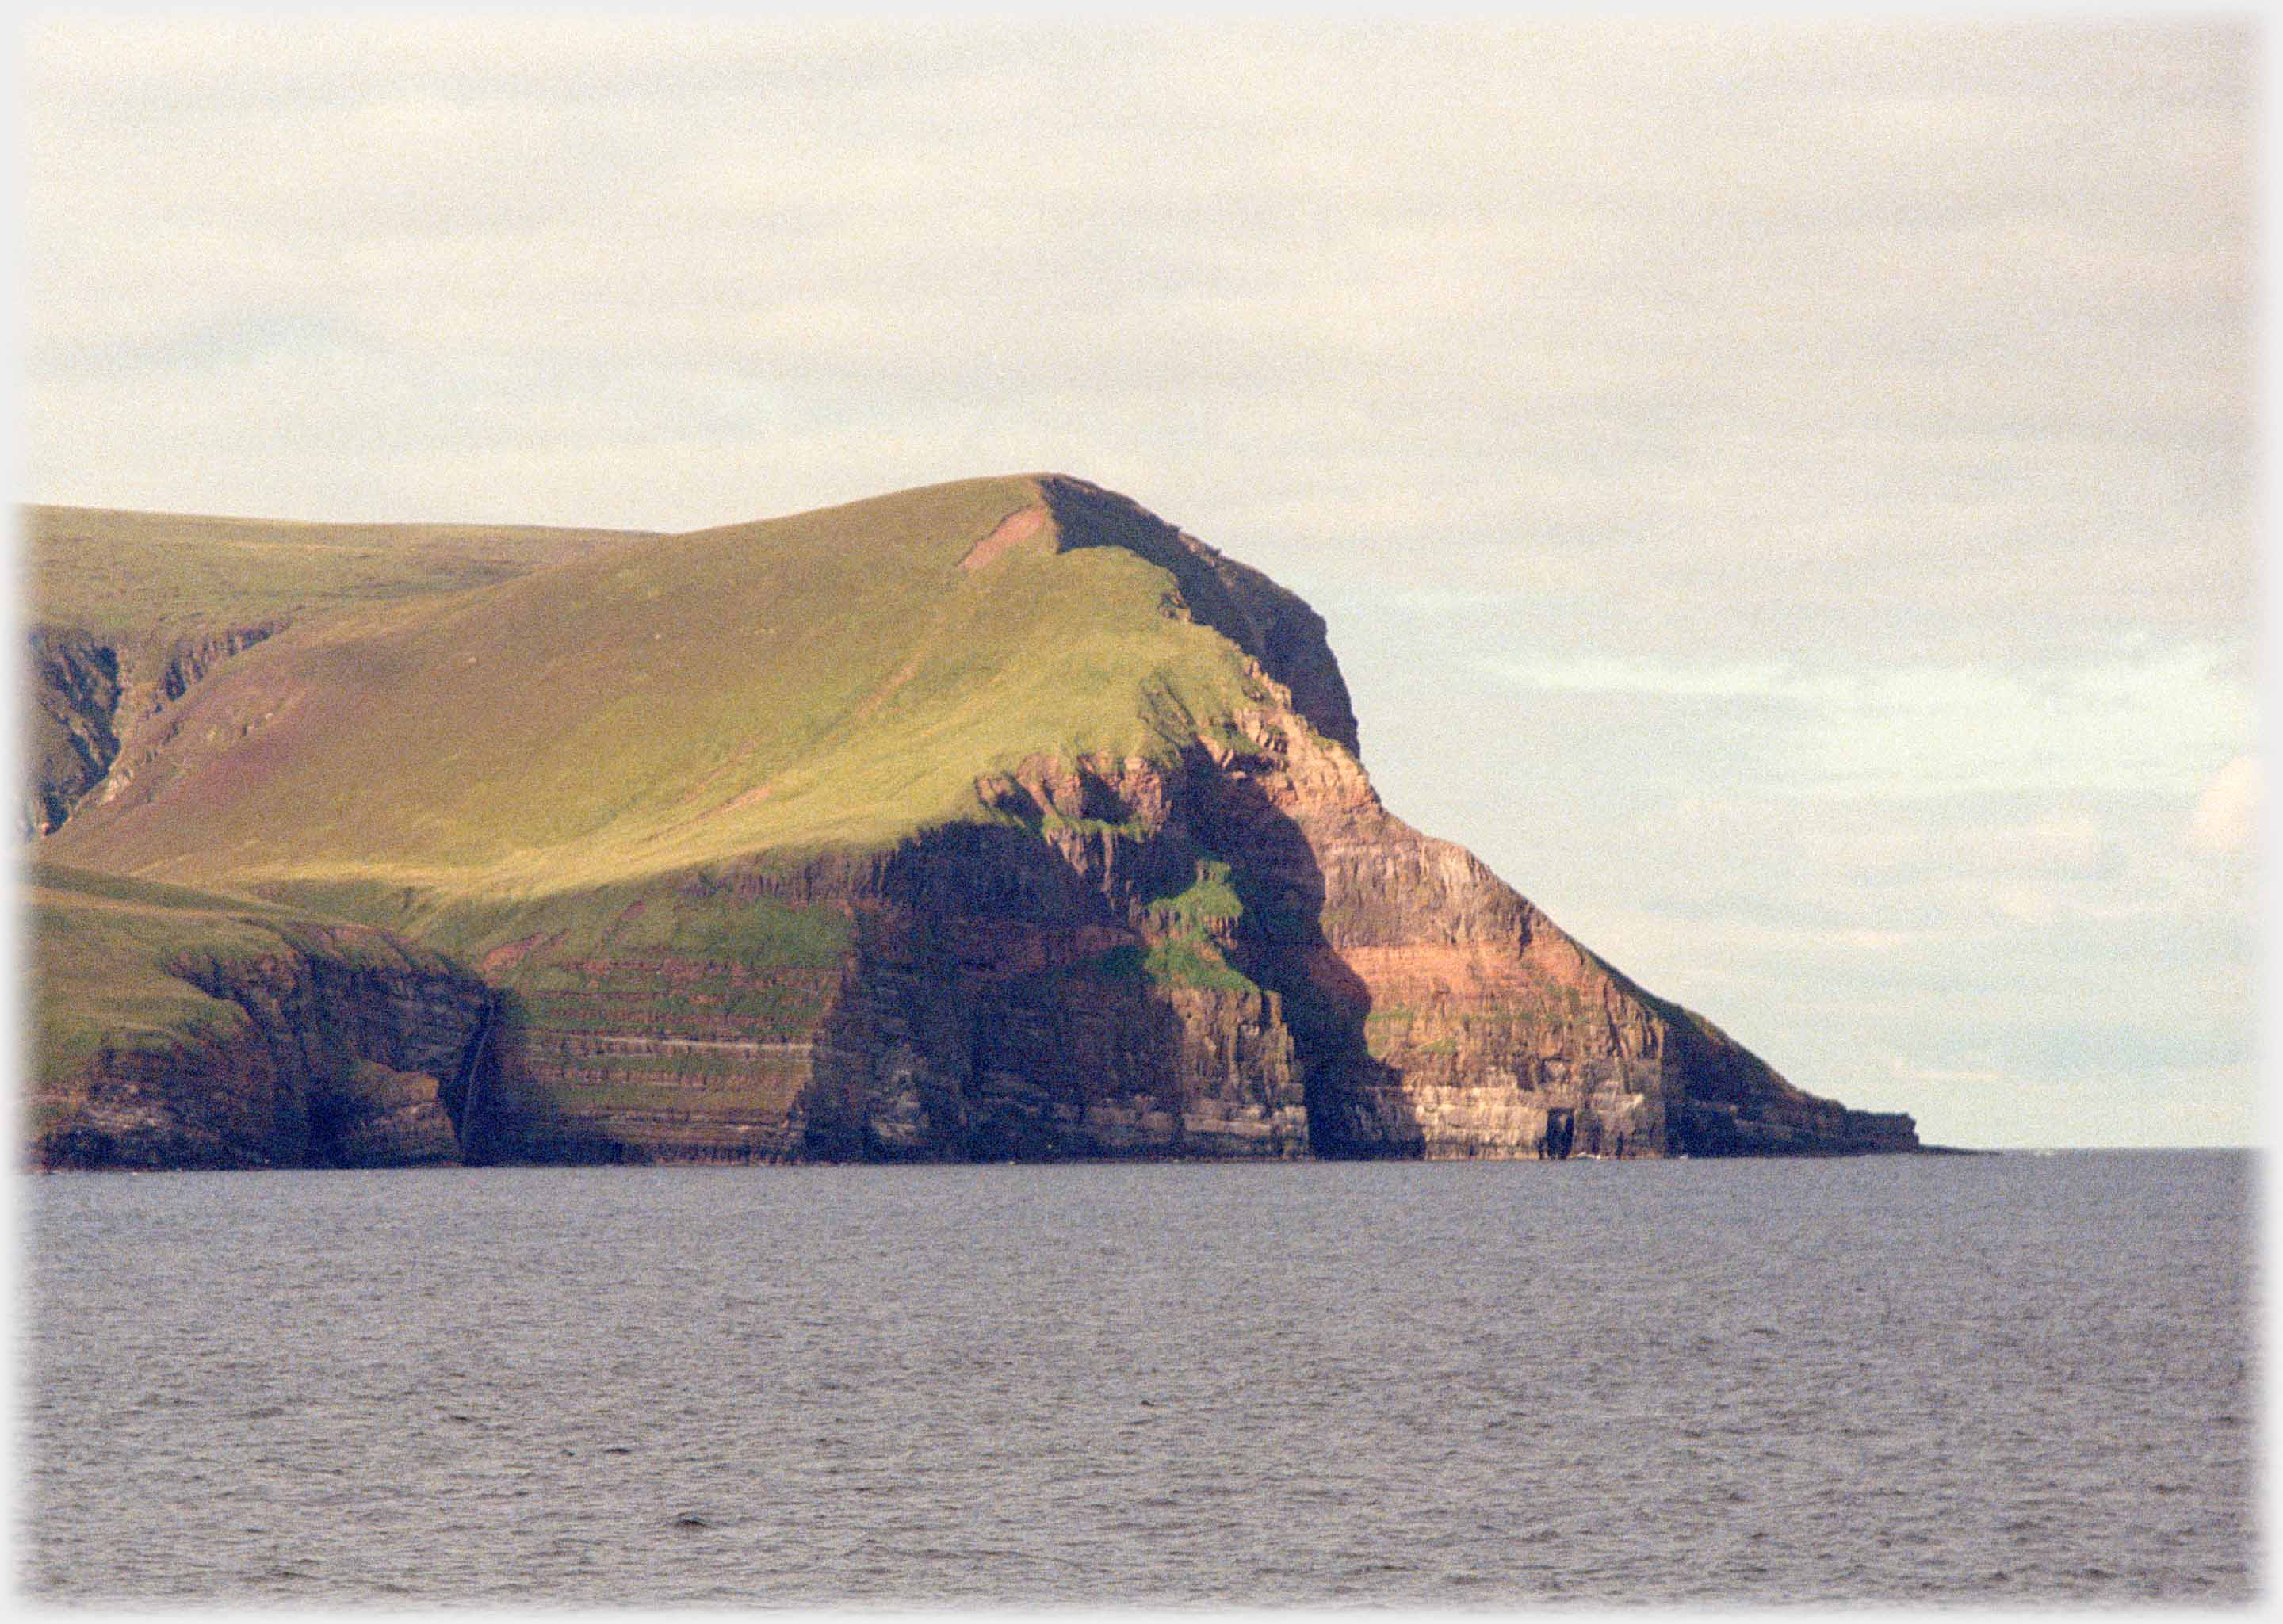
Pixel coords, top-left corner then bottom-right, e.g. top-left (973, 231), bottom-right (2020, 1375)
top-left (28, 865), bottom-right (492, 1170)
top-left (25, 476), bottom-right (1917, 1167)
top-left (25, 625), bottom-right (120, 839)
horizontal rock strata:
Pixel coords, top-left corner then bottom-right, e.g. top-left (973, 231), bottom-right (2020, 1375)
top-left (458, 715), bottom-right (1912, 1163)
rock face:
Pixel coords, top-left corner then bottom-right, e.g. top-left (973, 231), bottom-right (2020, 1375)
top-left (23, 620), bottom-right (281, 839)
top-left (462, 823), bottom-right (1314, 1167)
top-left (25, 626), bottom-right (123, 838)
top-left (34, 928), bottom-right (491, 1171)
top-left (1180, 709), bottom-right (1917, 1159)
top-left (796, 820), bottom-right (1311, 1163)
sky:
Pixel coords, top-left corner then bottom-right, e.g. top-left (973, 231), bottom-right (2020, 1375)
top-left (17, 14), bottom-right (2261, 1148)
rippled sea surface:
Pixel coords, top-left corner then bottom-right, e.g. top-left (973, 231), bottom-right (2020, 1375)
top-left (21, 1150), bottom-right (2258, 1606)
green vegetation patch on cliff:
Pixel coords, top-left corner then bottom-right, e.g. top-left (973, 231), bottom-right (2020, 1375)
top-left (1140, 938), bottom-right (1257, 995)
top-left (256, 874), bottom-right (859, 1045)
top-left (1145, 859), bottom-right (1243, 929)
top-left (1122, 858), bottom-right (1256, 995)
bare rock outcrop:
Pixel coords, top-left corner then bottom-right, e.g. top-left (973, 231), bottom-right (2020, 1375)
top-left (22, 620), bottom-right (283, 839)
top-left (1180, 705), bottom-right (1914, 1156)
top-left (25, 625), bottom-right (123, 838)
top-left (794, 809), bottom-right (1310, 1162)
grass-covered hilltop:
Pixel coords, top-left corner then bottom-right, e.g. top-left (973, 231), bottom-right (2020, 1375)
top-left (23, 476), bottom-right (1918, 1169)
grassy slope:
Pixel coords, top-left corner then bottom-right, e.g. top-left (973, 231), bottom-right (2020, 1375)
top-left (25, 505), bottom-right (659, 644)
top-left (44, 476), bottom-right (1272, 910)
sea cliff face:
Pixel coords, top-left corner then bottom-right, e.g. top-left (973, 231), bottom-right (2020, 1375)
top-left (690, 732), bottom-right (1909, 1164)
top-left (454, 731), bottom-right (1914, 1165)
top-left (34, 923), bottom-right (491, 1171)
top-left (26, 625), bottom-right (123, 839)
top-left (457, 816), bottom-right (1315, 1167)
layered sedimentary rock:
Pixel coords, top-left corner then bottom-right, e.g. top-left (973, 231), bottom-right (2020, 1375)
top-left (461, 817), bottom-right (1313, 1166)
top-left (460, 933), bottom-right (833, 1165)
top-left (35, 927), bottom-right (491, 1171)
top-left (606, 726), bottom-right (1907, 1164)
top-left (1186, 710), bottom-right (1914, 1158)
top-left (795, 819), bottom-right (1310, 1163)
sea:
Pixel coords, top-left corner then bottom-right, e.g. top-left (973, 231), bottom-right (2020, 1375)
top-left (18, 1149), bottom-right (2259, 1607)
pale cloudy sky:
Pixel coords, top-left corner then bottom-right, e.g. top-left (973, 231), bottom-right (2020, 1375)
top-left (18, 14), bottom-right (2260, 1147)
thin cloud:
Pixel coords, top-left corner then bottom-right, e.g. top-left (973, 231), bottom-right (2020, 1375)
top-left (2189, 755), bottom-right (2262, 855)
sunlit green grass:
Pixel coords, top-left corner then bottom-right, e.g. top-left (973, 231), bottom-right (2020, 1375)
top-left (25, 505), bottom-right (656, 645)
top-left (45, 477), bottom-right (1274, 934)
